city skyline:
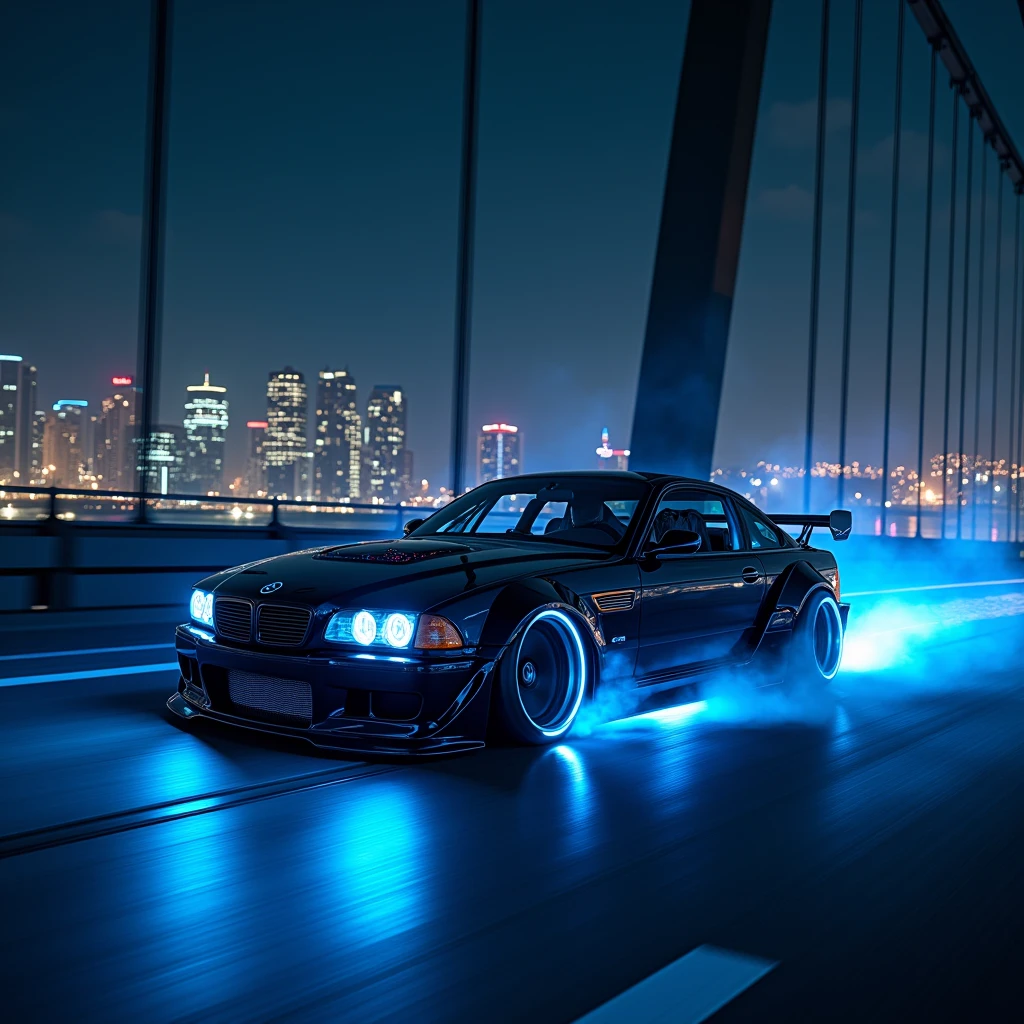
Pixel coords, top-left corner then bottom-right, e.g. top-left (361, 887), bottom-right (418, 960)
top-left (3, 341), bottom-right (1022, 522)
top-left (5, 2), bottom-right (1024, 496)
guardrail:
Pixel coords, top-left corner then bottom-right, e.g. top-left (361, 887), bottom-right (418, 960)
top-left (0, 484), bottom-right (433, 534)
top-left (2, 483), bottom-right (1021, 540)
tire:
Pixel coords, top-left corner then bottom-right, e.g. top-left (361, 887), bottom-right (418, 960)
top-left (494, 608), bottom-right (589, 745)
top-left (784, 588), bottom-right (844, 687)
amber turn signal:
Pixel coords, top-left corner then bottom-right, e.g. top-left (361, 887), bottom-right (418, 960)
top-left (414, 614), bottom-right (464, 649)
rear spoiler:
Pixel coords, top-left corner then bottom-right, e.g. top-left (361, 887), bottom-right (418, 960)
top-left (771, 509), bottom-right (852, 546)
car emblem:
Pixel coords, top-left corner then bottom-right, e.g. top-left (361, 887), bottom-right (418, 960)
top-left (260, 581), bottom-right (283, 594)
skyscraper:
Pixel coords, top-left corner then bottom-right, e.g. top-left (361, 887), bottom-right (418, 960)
top-left (183, 372), bottom-right (228, 494)
top-left (265, 367), bottom-right (308, 497)
top-left (244, 420), bottom-right (268, 497)
top-left (314, 368), bottom-right (361, 501)
top-left (95, 378), bottom-right (139, 491)
top-left (0, 354), bottom-right (36, 484)
top-left (16, 361), bottom-right (36, 480)
top-left (596, 427), bottom-right (630, 471)
top-left (363, 386), bottom-right (407, 501)
top-left (0, 355), bottom-right (22, 483)
top-left (30, 409), bottom-right (45, 483)
top-left (41, 400), bottom-right (89, 486)
top-left (139, 426), bottom-right (185, 495)
top-left (477, 423), bottom-right (522, 485)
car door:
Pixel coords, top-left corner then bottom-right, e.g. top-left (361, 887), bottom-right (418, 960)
top-left (636, 488), bottom-right (765, 679)
top-left (734, 500), bottom-right (803, 591)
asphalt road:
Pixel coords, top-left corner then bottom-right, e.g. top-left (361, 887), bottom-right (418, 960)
top-left (1, 602), bottom-right (1023, 1023)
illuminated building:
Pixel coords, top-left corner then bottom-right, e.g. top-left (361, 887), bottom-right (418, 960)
top-left (183, 372), bottom-right (228, 494)
top-left (265, 367), bottom-right (308, 498)
top-left (314, 368), bottom-right (361, 501)
top-left (138, 426), bottom-right (185, 495)
top-left (477, 423), bottom-right (521, 485)
top-left (400, 448), bottom-right (414, 499)
top-left (30, 409), bottom-right (45, 482)
top-left (596, 427), bottom-right (630, 471)
top-left (245, 421), bottom-right (268, 496)
top-left (0, 354), bottom-right (37, 484)
top-left (95, 377), bottom-right (138, 491)
top-left (363, 386), bottom-right (407, 501)
top-left (41, 400), bottom-right (89, 486)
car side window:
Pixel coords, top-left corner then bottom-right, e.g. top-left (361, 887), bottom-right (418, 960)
top-left (738, 505), bottom-right (783, 550)
top-left (645, 490), bottom-right (740, 554)
top-left (529, 501), bottom-right (568, 535)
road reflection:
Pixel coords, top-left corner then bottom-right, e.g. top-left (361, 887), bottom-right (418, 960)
top-left (306, 778), bottom-right (435, 953)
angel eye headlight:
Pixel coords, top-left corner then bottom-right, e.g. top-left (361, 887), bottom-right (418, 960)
top-left (190, 589), bottom-right (214, 627)
top-left (351, 610), bottom-right (378, 646)
top-left (326, 609), bottom-right (428, 649)
top-left (383, 612), bottom-right (414, 648)
top-left (192, 589), bottom-right (216, 626)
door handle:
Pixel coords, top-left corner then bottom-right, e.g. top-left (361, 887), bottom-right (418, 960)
top-left (741, 566), bottom-right (761, 584)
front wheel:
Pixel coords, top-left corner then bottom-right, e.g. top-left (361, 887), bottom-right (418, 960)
top-left (493, 608), bottom-right (589, 745)
top-left (784, 589), bottom-right (844, 687)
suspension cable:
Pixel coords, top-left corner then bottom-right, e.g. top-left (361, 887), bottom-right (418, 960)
top-left (941, 90), bottom-right (960, 540)
top-left (803, 0), bottom-right (829, 516)
top-left (880, 0), bottom-right (904, 536)
top-left (916, 47), bottom-right (937, 538)
top-left (988, 170), bottom-right (1004, 539)
top-left (1010, 194), bottom-right (1022, 541)
top-left (970, 141), bottom-right (987, 540)
top-left (836, 0), bottom-right (863, 509)
top-left (956, 113), bottom-right (975, 540)
top-left (1016, 191), bottom-right (1024, 542)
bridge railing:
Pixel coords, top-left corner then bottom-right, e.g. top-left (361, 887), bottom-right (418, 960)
top-left (0, 484), bottom-right (433, 533)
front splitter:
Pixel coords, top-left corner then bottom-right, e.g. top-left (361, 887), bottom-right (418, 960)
top-left (166, 691), bottom-right (486, 758)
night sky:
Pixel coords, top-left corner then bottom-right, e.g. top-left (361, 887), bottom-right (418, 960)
top-left (2, 0), bottom-right (1023, 495)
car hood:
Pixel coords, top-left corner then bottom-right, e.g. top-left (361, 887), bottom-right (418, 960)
top-left (197, 536), bottom-right (608, 611)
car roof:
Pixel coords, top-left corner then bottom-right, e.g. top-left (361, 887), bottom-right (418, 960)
top-left (491, 470), bottom-right (709, 485)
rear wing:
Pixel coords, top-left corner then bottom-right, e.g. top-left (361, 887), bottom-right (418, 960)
top-left (770, 509), bottom-right (852, 546)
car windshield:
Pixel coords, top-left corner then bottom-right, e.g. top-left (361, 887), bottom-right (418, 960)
top-left (409, 476), bottom-right (648, 549)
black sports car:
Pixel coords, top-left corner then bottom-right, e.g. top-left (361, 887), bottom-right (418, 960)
top-left (168, 471), bottom-right (851, 755)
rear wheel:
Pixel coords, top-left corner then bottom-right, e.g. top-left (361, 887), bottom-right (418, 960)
top-left (785, 589), bottom-right (843, 687)
top-left (494, 608), bottom-right (588, 745)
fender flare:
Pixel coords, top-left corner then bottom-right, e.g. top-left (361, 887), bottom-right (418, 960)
top-left (478, 580), bottom-right (600, 699)
top-left (748, 559), bottom-right (837, 655)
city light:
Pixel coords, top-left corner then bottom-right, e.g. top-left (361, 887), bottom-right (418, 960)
top-left (6, 340), bottom-right (1023, 537)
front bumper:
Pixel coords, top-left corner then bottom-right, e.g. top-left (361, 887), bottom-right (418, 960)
top-left (168, 624), bottom-right (496, 757)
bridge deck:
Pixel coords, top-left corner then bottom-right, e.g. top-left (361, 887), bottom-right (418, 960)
top-left (1, 586), bottom-right (1022, 1022)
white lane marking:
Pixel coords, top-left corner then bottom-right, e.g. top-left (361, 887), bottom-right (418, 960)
top-left (0, 663), bottom-right (179, 688)
top-left (0, 642), bottom-right (174, 662)
top-left (574, 944), bottom-right (777, 1024)
top-left (844, 577), bottom-right (1024, 598)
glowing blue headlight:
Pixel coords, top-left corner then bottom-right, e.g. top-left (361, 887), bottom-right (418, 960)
top-left (351, 610), bottom-right (377, 646)
top-left (382, 613), bottom-right (414, 648)
top-left (325, 609), bottom-right (417, 648)
top-left (190, 589), bottom-right (214, 627)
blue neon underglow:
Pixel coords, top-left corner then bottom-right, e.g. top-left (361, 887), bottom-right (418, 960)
top-left (190, 589), bottom-right (214, 627)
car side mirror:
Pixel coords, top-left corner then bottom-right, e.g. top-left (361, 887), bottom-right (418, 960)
top-left (403, 518), bottom-right (425, 536)
top-left (649, 529), bottom-right (703, 558)
top-left (828, 509), bottom-right (852, 541)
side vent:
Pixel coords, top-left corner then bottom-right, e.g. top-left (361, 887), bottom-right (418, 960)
top-left (591, 589), bottom-right (636, 614)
